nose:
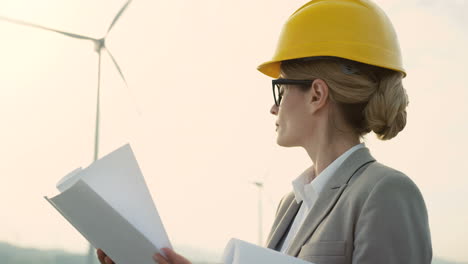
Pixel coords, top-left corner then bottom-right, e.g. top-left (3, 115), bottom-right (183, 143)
top-left (270, 104), bottom-right (279, 115)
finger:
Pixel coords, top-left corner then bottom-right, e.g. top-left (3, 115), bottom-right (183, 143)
top-left (153, 253), bottom-right (169, 264)
top-left (96, 249), bottom-right (106, 264)
top-left (104, 256), bottom-right (114, 264)
top-left (162, 248), bottom-right (191, 264)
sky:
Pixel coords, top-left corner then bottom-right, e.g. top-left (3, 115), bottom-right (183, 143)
top-left (0, 0), bottom-right (467, 262)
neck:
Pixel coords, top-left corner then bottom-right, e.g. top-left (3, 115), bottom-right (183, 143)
top-left (304, 133), bottom-right (360, 179)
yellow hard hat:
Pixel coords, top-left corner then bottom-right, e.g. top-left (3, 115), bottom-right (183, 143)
top-left (257, 0), bottom-right (406, 78)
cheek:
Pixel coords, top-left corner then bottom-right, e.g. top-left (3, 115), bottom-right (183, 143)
top-left (277, 92), bottom-right (310, 129)
top-left (280, 107), bottom-right (312, 134)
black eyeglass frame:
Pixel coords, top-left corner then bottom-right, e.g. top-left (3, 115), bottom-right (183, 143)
top-left (272, 78), bottom-right (315, 106)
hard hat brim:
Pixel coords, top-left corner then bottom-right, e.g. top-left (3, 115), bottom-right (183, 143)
top-left (257, 55), bottom-right (407, 79)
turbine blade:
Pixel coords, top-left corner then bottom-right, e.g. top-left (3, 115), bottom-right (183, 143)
top-left (0, 16), bottom-right (96, 41)
top-left (106, 0), bottom-right (132, 35)
top-left (105, 48), bottom-right (142, 115)
top-left (105, 48), bottom-right (128, 86)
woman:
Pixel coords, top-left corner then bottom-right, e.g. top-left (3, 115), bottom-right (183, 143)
top-left (98, 0), bottom-right (432, 263)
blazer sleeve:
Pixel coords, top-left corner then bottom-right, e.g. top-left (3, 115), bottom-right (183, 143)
top-left (352, 172), bottom-right (432, 264)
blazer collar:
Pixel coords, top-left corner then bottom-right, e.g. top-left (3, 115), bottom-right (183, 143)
top-left (266, 193), bottom-right (301, 250)
top-left (285, 147), bottom-right (376, 256)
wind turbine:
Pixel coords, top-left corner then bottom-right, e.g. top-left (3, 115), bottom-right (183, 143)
top-left (251, 180), bottom-right (264, 246)
top-left (1, 1), bottom-right (134, 263)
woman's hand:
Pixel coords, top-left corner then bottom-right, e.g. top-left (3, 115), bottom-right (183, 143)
top-left (97, 248), bottom-right (114, 264)
top-left (153, 248), bottom-right (192, 264)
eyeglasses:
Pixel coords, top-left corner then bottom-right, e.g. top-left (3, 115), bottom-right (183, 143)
top-left (272, 78), bottom-right (314, 106)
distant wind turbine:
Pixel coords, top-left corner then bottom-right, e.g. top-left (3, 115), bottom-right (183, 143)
top-left (251, 180), bottom-right (264, 246)
top-left (0, 1), bottom-right (134, 263)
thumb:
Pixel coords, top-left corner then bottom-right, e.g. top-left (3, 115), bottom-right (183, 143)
top-left (161, 248), bottom-right (190, 264)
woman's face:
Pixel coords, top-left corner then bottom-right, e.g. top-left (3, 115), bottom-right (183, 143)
top-left (270, 84), bottom-right (315, 147)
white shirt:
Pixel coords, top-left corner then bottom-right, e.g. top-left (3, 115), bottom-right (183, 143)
top-left (280, 143), bottom-right (365, 253)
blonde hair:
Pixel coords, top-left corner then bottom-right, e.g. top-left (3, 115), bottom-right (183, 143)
top-left (280, 58), bottom-right (408, 140)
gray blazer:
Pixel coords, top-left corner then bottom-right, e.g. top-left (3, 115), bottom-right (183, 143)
top-left (266, 148), bottom-right (432, 264)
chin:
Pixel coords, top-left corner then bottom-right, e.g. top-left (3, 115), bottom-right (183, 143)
top-left (276, 135), bottom-right (299, 147)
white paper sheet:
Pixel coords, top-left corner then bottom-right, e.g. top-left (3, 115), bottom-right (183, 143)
top-left (46, 180), bottom-right (159, 264)
top-left (45, 143), bottom-right (171, 263)
top-left (74, 144), bottom-right (171, 251)
top-left (222, 238), bottom-right (314, 264)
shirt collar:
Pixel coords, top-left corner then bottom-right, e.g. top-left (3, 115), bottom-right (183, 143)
top-left (292, 143), bottom-right (365, 207)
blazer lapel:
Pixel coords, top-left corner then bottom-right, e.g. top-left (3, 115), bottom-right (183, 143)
top-left (286, 148), bottom-right (376, 256)
top-left (266, 196), bottom-right (301, 250)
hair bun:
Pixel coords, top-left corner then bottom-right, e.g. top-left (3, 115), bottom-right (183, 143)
top-left (365, 71), bottom-right (408, 140)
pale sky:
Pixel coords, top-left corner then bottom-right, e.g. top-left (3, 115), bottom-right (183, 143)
top-left (0, 0), bottom-right (467, 262)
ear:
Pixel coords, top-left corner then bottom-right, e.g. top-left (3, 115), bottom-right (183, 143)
top-left (306, 79), bottom-right (329, 113)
